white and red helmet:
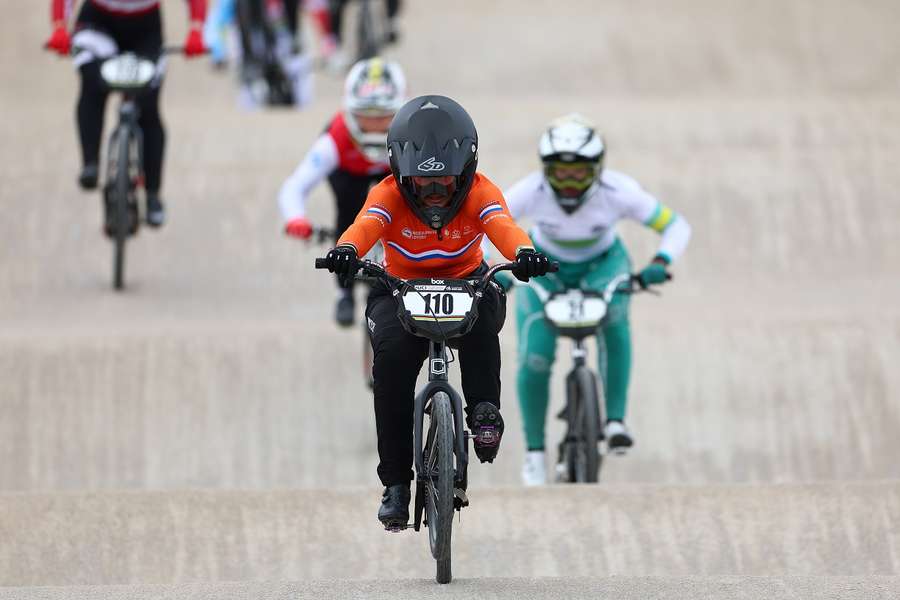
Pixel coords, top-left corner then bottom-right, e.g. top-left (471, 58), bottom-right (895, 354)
top-left (343, 58), bottom-right (407, 162)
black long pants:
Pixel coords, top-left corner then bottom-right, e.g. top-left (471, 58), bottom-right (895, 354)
top-left (75, 3), bottom-right (166, 193)
top-left (327, 169), bottom-right (384, 290)
top-left (366, 275), bottom-right (506, 486)
top-left (330, 0), bottom-right (401, 43)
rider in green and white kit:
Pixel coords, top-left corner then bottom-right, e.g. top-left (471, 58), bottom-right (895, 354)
top-left (502, 114), bottom-right (691, 485)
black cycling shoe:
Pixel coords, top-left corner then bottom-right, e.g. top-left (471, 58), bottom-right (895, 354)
top-left (469, 402), bottom-right (504, 463)
top-left (378, 484), bottom-right (410, 531)
top-left (335, 294), bottom-right (355, 328)
top-left (79, 163), bottom-right (99, 190)
top-left (145, 193), bottom-right (165, 228)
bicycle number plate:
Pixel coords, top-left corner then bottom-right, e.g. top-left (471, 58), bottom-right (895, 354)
top-left (101, 54), bottom-right (156, 89)
top-left (544, 289), bottom-right (607, 328)
top-left (402, 280), bottom-right (474, 322)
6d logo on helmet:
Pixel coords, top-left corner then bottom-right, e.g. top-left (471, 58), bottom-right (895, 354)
top-left (417, 157), bottom-right (445, 172)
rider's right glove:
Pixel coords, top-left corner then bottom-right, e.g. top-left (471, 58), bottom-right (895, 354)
top-left (512, 248), bottom-right (552, 283)
top-left (284, 216), bottom-right (313, 239)
top-left (324, 245), bottom-right (359, 277)
top-left (45, 24), bottom-right (71, 56)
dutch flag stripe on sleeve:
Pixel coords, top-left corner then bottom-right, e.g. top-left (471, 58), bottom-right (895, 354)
top-left (366, 206), bottom-right (392, 223)
top-left (479, 203), bottom-right (503, 220)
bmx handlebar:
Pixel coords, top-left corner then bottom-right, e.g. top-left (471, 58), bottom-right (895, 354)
top-left (314, 257), bottom-right (560, 289)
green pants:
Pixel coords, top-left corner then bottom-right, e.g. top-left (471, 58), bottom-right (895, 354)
top-left (515, 238), bottom-right (633, 451)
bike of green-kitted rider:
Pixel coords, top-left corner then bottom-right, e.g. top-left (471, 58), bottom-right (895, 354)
top-left (513, 272), bottom-right (668, 482)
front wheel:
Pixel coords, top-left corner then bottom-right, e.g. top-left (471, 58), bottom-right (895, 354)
top-left (423, 391), bottom-right (454, 583)
top-left (563, 367), bottom-right (604, 483)
top-left (111, 127), bottom-right (135, 290)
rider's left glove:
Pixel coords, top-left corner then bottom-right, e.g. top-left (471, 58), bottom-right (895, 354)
top-left (45, 24), bottom-right (71, 56)
top-left (183, 24), bottom-right (206, 57)
top-left (637, 256), bottom-right (671, 288)
top-left (512, 248), bottom-right (552, 283)
top-left (324, 245), bottom-right (359, 276)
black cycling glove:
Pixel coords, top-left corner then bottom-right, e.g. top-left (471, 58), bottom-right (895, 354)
top-left (324, 245), bottom-right (359, 277)
top-left (512, 248), bottom-right (552, 282)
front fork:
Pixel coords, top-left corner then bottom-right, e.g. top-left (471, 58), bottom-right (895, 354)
top-left (412, 341), bottom-right (470, 531)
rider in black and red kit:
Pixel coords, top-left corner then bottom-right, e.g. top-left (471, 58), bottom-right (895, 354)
top-left (278, 57), bottom-right (406, 326)
top-left (45, 0), bottom-right (207, 228)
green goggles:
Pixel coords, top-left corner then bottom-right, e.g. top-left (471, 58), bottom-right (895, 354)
top-left (544, 161), bottom-right (596, 190)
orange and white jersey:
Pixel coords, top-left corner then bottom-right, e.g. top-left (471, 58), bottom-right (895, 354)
top-left (338, 173), bottom-right (534, 280)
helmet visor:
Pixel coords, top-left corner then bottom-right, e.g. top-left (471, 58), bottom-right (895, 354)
top-left (411, 175), bottom-right (457, 207)
top-left (545, 161), bottom-right (596, 198)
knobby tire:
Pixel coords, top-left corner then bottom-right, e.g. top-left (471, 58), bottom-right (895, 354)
top-left (564, 368), bottom-right (603, 482)
top-left (424, 391), bottom-right (454, 583)
top-left (112, 127), bottom-right (132, 290)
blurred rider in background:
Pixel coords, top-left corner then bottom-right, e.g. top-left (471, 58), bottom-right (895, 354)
top-left (502, 114), bottom-right (692, 485)
top-left (320, 95), bottom-right (553, 528)
top-left (326, 0), bottom-right (402, 69)
top-left (278, 57), bottom-right (405, 326)
top-left (45, 0), bottom-right (207, 228)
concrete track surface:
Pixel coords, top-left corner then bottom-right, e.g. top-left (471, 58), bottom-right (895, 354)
top-left (2, 0), bottom-right (899, 597)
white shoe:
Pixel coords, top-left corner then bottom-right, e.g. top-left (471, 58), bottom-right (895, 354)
top-left (521, 450), bottom-right (547, 486)
top-left (604, 420), bottom-right (633, 454)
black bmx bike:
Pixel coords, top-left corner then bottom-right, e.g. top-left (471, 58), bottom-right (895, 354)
top-left (95, 48), bottom-right (181, 290)
top-left (520, 272), bottom-right (664, 482)
top-left (314, 257), bottom-right (540, 583)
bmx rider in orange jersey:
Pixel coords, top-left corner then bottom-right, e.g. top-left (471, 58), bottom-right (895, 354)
top-left (321, 95), bottom-right (553, 528)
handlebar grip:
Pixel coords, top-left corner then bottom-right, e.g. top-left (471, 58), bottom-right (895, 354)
top-left (548, 261), bottom-right (560, 273)
top-left (314, 258), bottom-right (330, 269)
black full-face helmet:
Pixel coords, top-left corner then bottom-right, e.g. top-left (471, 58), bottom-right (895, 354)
top-left (387, 95), bottom-right (478, 231)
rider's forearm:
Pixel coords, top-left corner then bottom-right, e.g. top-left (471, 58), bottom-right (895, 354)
top-left (188, 0), bottom-right (207, 23)
top-left (277, 135), bottom-right (339, 222)
top-left (484, 218), bottom-right (534, 261)
top-left (51, 0), bottom-right (70, 24)
top-left (336, 220), bottom-right (380, 258)
top-left (654, 212), bottom-right (691, 264)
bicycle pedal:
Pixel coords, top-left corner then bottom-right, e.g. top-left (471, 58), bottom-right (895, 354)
top-left (454, 488), bottom-right (469, 508)
top-left (382, 522), bottom-right (410, 533)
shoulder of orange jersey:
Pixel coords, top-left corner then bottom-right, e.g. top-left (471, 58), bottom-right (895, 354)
top-left (358, 175), bottom-right (403, 227)
top-left (466, 173), bottom-right (510, 224)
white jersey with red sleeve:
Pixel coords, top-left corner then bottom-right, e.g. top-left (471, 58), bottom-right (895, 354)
top-left (277, 112), bottom-right (391, 222)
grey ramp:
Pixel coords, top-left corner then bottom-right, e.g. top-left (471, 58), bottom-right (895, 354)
top-left (1, 483), bottom-right (898, 586)
top-left (3, 578), bottom-right (900, 600)
top-left (2, 319), bottom-right (899, 490)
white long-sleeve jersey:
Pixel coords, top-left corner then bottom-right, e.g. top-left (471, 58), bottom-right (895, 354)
top-left (504, 169), bottom-right (691, 264)
top-left (277, 134), bottom-right (340, 222)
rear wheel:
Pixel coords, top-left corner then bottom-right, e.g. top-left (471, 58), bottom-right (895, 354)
top-left (423, 392), bottom-right (454, 583)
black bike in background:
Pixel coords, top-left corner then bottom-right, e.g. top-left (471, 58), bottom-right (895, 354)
top-left (95, 48), bottom-right (184, 290)
top-left (236, 0), bottom-right (297, 106)
top-left (315, 258), bottom-right (555, 583)
top-left (516, 272), bottom-right (666, 482)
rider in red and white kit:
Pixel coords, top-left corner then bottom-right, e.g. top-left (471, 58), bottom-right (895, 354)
top-left (278, 57), bottom-right (406, 326)
top-left (45, 0), bottom-right (207, 228)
